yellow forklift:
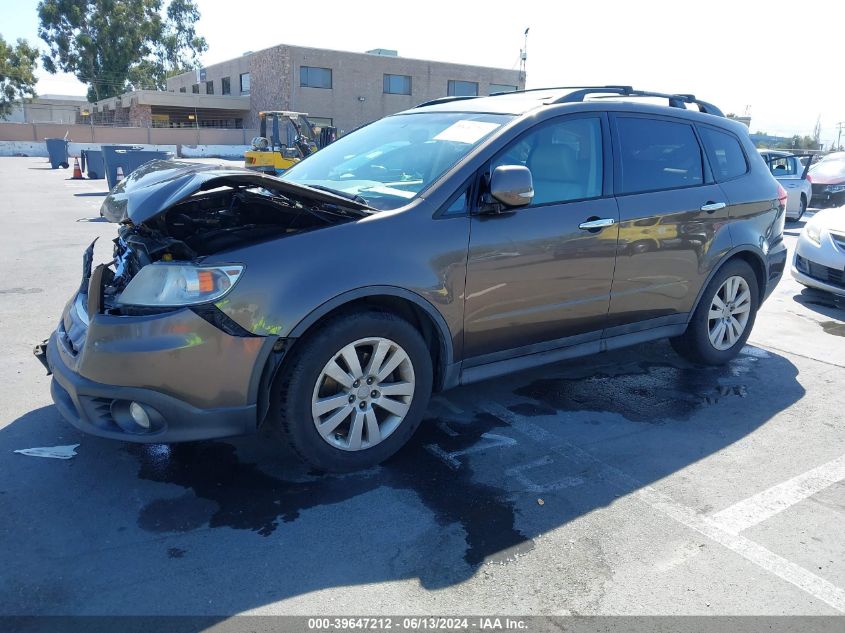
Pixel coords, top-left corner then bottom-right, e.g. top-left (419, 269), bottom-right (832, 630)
top-left (244, 111), bottom-right (336, 175)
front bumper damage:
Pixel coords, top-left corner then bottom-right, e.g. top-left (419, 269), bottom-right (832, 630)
top-left (37, 250), bottom-right (277, 442)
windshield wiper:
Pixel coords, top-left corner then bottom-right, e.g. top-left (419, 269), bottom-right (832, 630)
top-left (305, 184), bottom-right (376, 211)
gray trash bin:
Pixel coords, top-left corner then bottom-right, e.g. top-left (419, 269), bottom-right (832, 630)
top-left (101, 145), bottom-right (172, 190)
top-left (45, 138), bottom-right (69, 169)
top-left (80, 149), bottom-right (105, 179)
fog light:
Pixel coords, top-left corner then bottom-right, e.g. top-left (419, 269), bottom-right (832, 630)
top-left (129, 402), bottom-right (151, 429)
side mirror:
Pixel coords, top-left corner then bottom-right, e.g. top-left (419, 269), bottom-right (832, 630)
top-left (489, 165), bottom-right (534, 208)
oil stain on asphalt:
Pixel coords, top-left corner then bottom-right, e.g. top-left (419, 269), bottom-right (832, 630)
top-left (130, 411), bottom-right (529, 568)
top-left (514, 354), bottom-right (758, 423)
top-left (129, 344), bottom-right (762, 573)
top-left (820, 321), bottom-right (845, 337)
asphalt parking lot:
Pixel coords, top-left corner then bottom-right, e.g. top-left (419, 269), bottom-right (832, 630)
top-left (1, 156), bottom-right (844, 617)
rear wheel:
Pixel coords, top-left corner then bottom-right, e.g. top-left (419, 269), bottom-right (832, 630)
top-left (671, 259), bottom-right (759, 365)
top-left (272, 311), bottom-right (433, 472)
top-left (797, 194), bottom-right (807, 221)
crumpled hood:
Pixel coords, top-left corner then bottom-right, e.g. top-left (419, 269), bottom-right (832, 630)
top-left (100, 159), bottom-right (371, 224)
top-left (809, 161), bottom-right (845, 185)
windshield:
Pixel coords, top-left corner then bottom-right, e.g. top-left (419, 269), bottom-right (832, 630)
top-left (281, 112), bottom-right (512, 210)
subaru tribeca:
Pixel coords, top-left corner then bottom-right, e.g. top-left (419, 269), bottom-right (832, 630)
top-left (36, 86), bottom-right (787, 472)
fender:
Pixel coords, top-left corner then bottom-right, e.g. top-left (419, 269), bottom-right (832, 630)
top-left (686, 244), bottom-right (767, 323)
top-left (289, 285), bottom-right (456, 368)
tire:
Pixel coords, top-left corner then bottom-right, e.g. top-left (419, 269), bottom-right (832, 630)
top-left (797, 195), bottom-right (807, 221)
top-left (271, 311), bottom-right (433, 472)
top-left (670, 259), bottom-right (759, 365)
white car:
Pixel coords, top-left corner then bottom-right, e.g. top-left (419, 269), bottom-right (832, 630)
top-left (792, 208), bottom-right (845, 296)
top-left (759, 150), bottom-right (814, 221)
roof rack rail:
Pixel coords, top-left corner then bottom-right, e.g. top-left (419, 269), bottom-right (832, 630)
top-left (551, 86), bottom-right (724, 116)
top-left (415, 95), bottom-right (480, 108)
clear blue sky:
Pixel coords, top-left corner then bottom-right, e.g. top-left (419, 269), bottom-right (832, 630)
top-left (3, 0), bottom-right (843, 146)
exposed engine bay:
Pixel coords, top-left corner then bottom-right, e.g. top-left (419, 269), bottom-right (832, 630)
top-left (103, 185), bottom-right (355, 307)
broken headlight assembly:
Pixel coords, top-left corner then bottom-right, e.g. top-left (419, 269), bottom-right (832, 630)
top-left (117, 263), bottom-right (244, 307)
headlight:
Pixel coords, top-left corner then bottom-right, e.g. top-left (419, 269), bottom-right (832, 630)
top-left (805, 222), bottom-right (822, 245)
top-left (826, 184), bottom-right (845, 193)
top-left (118, 264), bottom-right (244, 307)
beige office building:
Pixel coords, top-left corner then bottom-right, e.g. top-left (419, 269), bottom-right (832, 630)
top-left (165, 44), bottom-right (524, 133)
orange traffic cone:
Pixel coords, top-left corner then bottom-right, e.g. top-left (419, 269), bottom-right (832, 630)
top-left (71, 157), bottom-right (84, 180)
top-left (115, 165), bottom-right (125, 182)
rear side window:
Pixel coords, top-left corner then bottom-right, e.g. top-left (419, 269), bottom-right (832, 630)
top-left (699, 127), bottom-right (748, 181)
top-left (767, 155), bottom-right (798, 177)
top-left (616, 117), bottom-right (703, 194)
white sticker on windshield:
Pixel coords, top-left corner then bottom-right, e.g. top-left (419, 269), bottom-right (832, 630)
top-left (433, 120), bottom-right (501, 144)
top-left (363, 185), bottom-right (416, 199)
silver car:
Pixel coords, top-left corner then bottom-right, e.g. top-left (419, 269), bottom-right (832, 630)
top-left (759, 150), bottom-right (814, 221)
top-left (792, 208), bottom-right (845, 297)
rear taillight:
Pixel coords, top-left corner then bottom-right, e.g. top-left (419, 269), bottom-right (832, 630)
top-left (777, 183), bottom-right (788, 208)
top-left (806, 174), bottom-right (813, 183)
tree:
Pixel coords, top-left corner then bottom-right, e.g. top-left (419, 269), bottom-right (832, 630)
top-left (0, 35), bottom-right (39, 120)
top-left (37, 0), bottom-right (207, 102)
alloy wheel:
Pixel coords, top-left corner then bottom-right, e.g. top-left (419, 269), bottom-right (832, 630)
top-left (311, 337), bottom-right (415, 451)
top-left (707, 275), bottom-right (752, 351)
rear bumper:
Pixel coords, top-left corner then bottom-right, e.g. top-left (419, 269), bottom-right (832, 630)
top-left (762, 240), bottom-right (788, 302)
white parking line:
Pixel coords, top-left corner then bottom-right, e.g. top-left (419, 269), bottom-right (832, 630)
top-left (482, 401), bottom-right (845, 613)
top-left (710, 453), bottom-right (845, 535)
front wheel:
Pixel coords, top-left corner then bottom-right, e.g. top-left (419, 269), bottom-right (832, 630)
top-left (272, 311), bottom-right (433, 472)
top-left (671, 259), bottom-right (759, 365)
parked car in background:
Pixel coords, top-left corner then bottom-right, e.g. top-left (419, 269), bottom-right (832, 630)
top-left (759, 150), bottom-right (814, 220)
top-left (808, 158), bottom-right (845, 208)
top-left (793, 208), bottom-right (845, 296)
top-left (37, 86), bottom-right (787, 472)
top-left (817, 151), bottom-right (845, 164)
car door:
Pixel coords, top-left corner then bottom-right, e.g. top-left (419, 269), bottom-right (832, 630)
top-left (462, 114), bottom-right (619, 362)
top-left (606, 115), bottom-right (732, 331)
top-left (766, 154), bottom-right (814, 211)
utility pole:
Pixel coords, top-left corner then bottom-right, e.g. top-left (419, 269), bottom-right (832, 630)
top-left (836, 122), bottom-right (844, 151)
top-left (520, 28), bottom-right (529, 85)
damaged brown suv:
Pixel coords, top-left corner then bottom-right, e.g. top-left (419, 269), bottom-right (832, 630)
top-left (37, 86), bottom-right (788, 471)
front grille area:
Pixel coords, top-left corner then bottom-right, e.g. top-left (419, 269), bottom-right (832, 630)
top-left (799, 255), bottom-right (845, 289)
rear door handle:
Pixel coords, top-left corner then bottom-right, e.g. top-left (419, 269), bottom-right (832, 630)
top-left (578, 218), bottom-right (616, 230)
top-left (700, 201), bottom-right (727, 213)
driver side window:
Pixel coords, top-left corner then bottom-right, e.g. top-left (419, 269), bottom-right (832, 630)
top-left (492, 117), bottom-right (603, 206)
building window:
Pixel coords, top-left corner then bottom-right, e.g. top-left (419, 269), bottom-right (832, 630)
top-left (447, 80), bottom-right (478, 97)
top-left (383, 74), bottom-right (411, 95)
top-left (240, 72), bottom-right (250, 94)
top-left (300, 66), bottom-right (332, 89)
top-left (191, 84), bottom-right (199, 94)
top-left (308, 116), bottom-right (333, 129)
top-left (205, 80), bottom-right (214, 95)
top-left (221, 76), bottom-right (231, 95)
top-left (179, 86), bottom-right (186, 93)
top-left (489, 83), bottom-right (517, 94)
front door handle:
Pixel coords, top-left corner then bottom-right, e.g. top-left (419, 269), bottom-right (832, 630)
top-left (578, 218), bottom-right (616, 230)
top-left (700, 201), bottom-right (727, 213)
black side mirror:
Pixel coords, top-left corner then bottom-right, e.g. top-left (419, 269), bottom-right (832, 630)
top-left (487, 165), bottom-right (534, 209)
